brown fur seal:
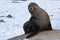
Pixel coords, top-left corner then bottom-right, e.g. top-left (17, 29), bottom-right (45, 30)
top-left (23, 2), bottom-right (52, 38)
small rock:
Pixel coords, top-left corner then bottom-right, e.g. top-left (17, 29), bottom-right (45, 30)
top-left (0, 19), bottom-right (5, 22)
top-left (50, 15), bottom-right (54, 17)
top-left (7, 14), bottom-right (13, 18)
top-left (0, 16), bottom-right (5, 17)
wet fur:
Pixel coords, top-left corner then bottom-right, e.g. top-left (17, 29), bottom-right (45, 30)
top-left (23, 17), bottom-right (40, 38)
top-left (23, 2), bottom-right (52, 39)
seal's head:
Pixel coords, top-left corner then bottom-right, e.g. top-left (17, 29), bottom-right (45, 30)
top-left (28, 2), bottom-right (38, 13)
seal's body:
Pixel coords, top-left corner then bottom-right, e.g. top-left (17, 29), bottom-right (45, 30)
top-left (23, 2), bottom-right (52, 38)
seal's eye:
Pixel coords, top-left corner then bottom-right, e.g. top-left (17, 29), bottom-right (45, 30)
top-left (30, 7), bottom-right (34, 11)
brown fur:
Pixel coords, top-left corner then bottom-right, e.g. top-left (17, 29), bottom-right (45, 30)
top-left (23, 2), bottom-right (52, 39)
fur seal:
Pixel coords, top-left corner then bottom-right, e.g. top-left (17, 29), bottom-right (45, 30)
top-left (23, 2), bottom-right (52, 38)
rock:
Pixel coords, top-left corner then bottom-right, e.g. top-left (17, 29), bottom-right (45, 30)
top-left (0, 19), bottom-right (5, 22)
top-left (8, 34), bottom-right (28, 40)
top-left (8, 30), bottom-right (60, 40)
top-left (12, 0), bottom-right (27, 3)
top-left (7, 15), bottom-right (13, 18)
top-left (0, 16), bottom-right (5, 17)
